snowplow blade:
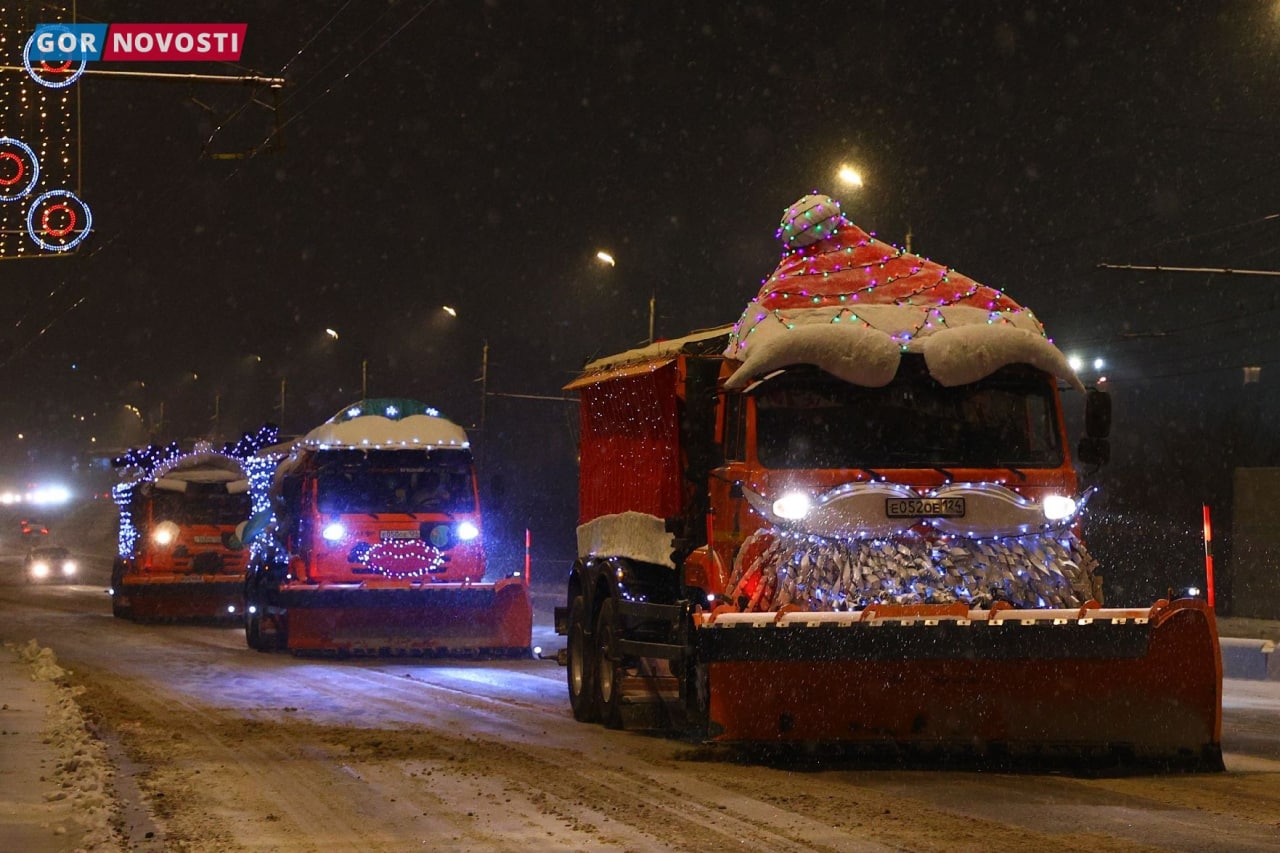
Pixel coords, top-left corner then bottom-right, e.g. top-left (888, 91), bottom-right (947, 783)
top-left (279, 576), bottom-right (532, 657)
top-left (698, 599), bottom-right (1222, 770)
top-left (114, 577), bottom-right (244, 622)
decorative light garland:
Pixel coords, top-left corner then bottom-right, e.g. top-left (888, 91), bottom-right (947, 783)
top-left (0, 8), bottom-right (86, 257)
top-left (113, 425), bottom-right (281, 559)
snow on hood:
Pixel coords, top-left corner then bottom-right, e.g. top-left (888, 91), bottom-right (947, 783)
top-left (725, 193), bottom-right (1083, 392)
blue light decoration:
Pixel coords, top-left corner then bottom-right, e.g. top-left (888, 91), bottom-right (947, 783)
top-left (22, 29), bottom-right (88, 88)
top-left (0, 137), bottom-right (40, 202)
top-left (112, 425), bottom-right (282, 559)
top-left (25, 189), bottom-right (92, 251)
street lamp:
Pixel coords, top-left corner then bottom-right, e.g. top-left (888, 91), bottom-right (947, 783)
top-left (439, 306), bottom-right (489, 437)
top-left (595, 249), bottom-right (656, 345)
top-left (323, 327), bottom-right (367, 400)
top-left (836, 163), bottom-right (864, 188)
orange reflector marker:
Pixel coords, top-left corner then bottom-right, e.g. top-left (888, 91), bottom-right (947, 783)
top-left (1202, 504), bottom-right (1215, 608)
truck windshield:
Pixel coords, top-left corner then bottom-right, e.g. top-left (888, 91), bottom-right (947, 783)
top-left (314, 449), bottom-right (477, 515)
top-left (754, 361), bottom-right (1063, 470)
top-left (150, 487), bottom-right (252, 526)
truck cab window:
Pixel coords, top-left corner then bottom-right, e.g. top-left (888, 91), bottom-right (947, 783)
top-left (753, 361), bottom-right (1062, 470)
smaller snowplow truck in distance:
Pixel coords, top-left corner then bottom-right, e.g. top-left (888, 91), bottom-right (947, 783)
top-left (110, 441), bottom-right (256, 622)
top-left (243, 399), bottom-right (532, 656)
top-left (556, 194), bottom-right (1222, 769)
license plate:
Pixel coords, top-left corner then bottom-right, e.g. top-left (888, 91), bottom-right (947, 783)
top-left (380, 529), bottom-right (420, 541)
top-left (885, 497), bottom-right (966, 518)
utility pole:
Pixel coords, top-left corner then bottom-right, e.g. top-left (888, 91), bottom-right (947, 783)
top-left (480, 340), bottom-right (489, 436)
top-left (648, 293), bottom-right (656, 345)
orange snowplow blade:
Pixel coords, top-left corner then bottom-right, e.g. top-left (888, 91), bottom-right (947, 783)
top-left (699, 599), bottom-right (1222, 769)
top-left (115, 576), bottom-right (244, 622)
top-left (280, 576), bottom-right (532, 657)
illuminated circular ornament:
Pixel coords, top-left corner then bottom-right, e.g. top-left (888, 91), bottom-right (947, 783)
top-left (23, 30), bottom-right (87, 88)
top-left (26, 189), bottom-right (92, 251)
top-left (364, 539), bottom-right (446, 579)
top-left (777, 193), bottom-right (843, 248)
top-left (0, 138), bottom-right (40, 202)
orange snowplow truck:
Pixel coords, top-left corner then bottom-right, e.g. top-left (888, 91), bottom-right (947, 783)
top-left (243, 399), bottom-right (532, 656)
top-left (556, 194), bottom-right (1222, 769)
top-left (110, 441), bottom-right (258, 622)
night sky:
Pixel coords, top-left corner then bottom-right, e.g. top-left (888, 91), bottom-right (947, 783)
top-left (3, 2), bottom-right (1279, 599)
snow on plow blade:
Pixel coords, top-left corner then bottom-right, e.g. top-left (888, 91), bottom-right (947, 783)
top-left (115, 578), bottom-right (244, 622)
top-left (699, 599), bottom-right (1223, 770)
top-left (279, 576), bottom-right (532, 657)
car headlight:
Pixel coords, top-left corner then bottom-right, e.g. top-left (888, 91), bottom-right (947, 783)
top-left (1042, 494), bottom-right (1078, 521)
top-left (31, 561), bottom-right (50, 578)
top-left (321, 522), bottom-right (346, 542)
top-left (772, 492), bottom-right (812, 521)
top-left (456, 520), bottom-right (480, 541)
top-left (152, 521), bottom-right (180, 546)
top-left (62, 560), bottom-right (77, 576)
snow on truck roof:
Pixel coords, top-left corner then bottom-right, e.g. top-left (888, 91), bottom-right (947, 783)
top-left (295, 398), bottom-right (470, 450)
top-left (568, 195), bottom-right (1082, 393)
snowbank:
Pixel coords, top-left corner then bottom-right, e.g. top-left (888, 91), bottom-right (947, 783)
top-left (7, 640), bottom-right (120, 851)
top-left (576, 511), bottom-right (675, 568)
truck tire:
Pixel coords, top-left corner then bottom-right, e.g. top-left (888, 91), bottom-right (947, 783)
top-left (594, 597), bottom-right (625, 729)
top-left (245, 608), bottom-right (266, 651)
top-left (567, 595), bottom-right (598, 722)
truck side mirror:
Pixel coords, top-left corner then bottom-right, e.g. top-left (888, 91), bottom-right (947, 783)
top-left (1084, 388), bottom-right (1111, 439)
top-left (1077, 437), bottom-right (1110, 467)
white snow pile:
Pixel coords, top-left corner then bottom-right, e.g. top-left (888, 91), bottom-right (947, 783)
top-left (296, 413), bottom-right (470, 450)
top-left (727, 527), bottom-right (1101, 611)
top-left (725, 303), bottom-right (1083, 391)
top-left (10, 639), bottom-right (120, 851)
top-left (577, 511), bottom-right (675, 569)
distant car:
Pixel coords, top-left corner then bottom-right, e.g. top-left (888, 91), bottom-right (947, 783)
top-left (24, 545), bottom-right (77, 583)
top-left (20, 518), bottom-right (50, 538)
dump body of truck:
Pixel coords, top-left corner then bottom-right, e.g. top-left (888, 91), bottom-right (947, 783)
top-left (555, 194), bottom-right (1222, 769)
top-left (244, 399), bottom-right (531, 656)
top-left (110, 443), bottom-right (255, 622)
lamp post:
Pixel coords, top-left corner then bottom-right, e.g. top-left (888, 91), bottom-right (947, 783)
top-left (595, 249), bottom-right (654, 345)
top-left (323, 328), bottom-right (368, 401)
top-left (440, 305), bottom-right (489, 435)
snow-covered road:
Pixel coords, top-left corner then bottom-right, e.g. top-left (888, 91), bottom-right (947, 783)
top-left (2, 549), bottom-right (1279, 852)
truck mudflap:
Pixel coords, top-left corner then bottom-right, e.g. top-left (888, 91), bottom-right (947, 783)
top-left (113, 576), bottom-right (245, 622)
top-left (274, 576), bottom-right (533, 657)
top-left (697, 599), bottom-right (1223, 769)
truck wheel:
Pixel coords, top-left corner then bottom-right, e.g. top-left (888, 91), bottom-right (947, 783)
top-left (594, 597), bottom-right (625, 729)
top-left (110, 560), bottom-right (132, 620)
top-left (567, 595), bottom-right (598, 722)
top-left (246, 608), bottom-right (266, 651)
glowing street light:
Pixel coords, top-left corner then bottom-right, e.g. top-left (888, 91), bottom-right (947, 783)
top-left (836, 164), bottom-right (864, 188)
top-left (324, 328), bottom-right (340, 340)
top-left (595, 250), bottom-right (616, 267)
top-left (441, 305), bottom-right (458, 318)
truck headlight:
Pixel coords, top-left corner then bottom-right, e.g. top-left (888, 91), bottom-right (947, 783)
top-left (62, 560), bottom-right (77, 576)
top-left (772, 492), bottom-right (812, 521)
top-left (31, 560), bottom-right (50, 578)
top-left (321, 522), bottom-right (347, 542)
top-left (1042, 495), bottom-right (1077, 521)
top-left (455, 521), bottom-right (480, 541)
top-left (152, 521), bottom-right (180, 546)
